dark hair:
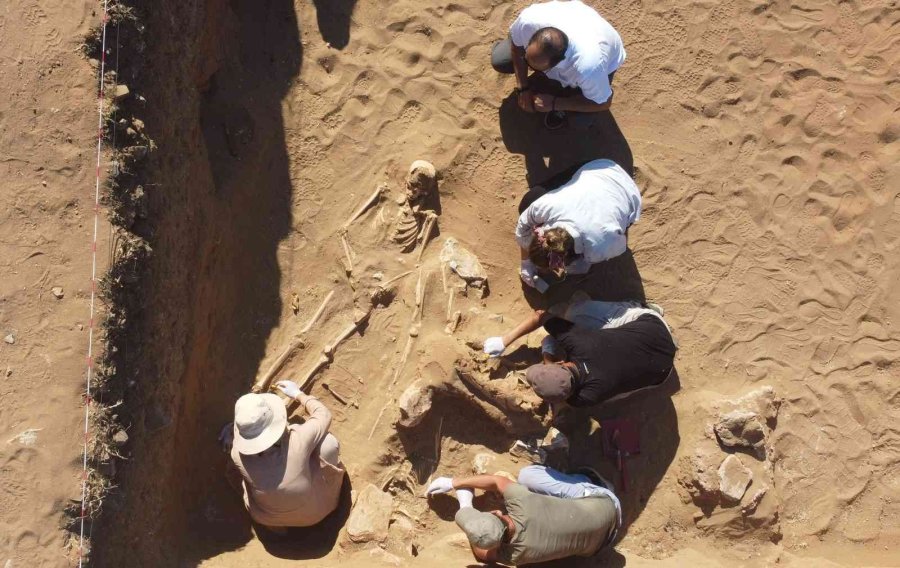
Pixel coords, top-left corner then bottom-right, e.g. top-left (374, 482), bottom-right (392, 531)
top-left (528, 27), bottom-right (569, 67)
top-left (528, 227), bottom-right (575, 276)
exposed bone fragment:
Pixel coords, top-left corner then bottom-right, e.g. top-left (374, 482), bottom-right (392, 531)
top-left (253, 337), bottom-right (306, 393)
top-left (380, 270), bottom-right (414, 288)
top-left (323, 308), bottom-right (373, 356)
top-left (415, 212), bottom-right (438, 263)
top-left (340, 231), bottom-right (355, 273)
top-left (300, 290), bottom-right (335, 334)
top-left (445, 291), bottom-right (454, 322)
top-left (406, 160), bottom-right (437, 205)
top-left (253, 290), bottom-right (336, 392)
top-left (444, 310), bottom-right (461, 334)
top-left (392, 206), bottom-right (420, 252)
top-left (299, 355), bottom-right (330, 391)
top-left (391, 333), bottom-right (417, 390)
top-left (440, 262), bottom-right (448, 293)
top-left (345, 183), bottom-right (386, 228)
top-left (368, 403), bottom-right (389, 440)
top-left (454, 361), bottom-right (547, 432)
top-left (322, 382), bottom-right (350, 405)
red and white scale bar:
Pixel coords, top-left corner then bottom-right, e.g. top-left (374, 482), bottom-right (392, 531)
top-left (79, 1), bottom-right (110, 566)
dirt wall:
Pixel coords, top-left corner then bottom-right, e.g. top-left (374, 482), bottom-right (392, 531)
top-left (93, 0), bottom-right (301, 564)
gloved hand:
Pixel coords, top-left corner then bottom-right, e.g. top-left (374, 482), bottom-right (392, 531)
top-left (218, 422), bottom-right (234, 453)
top-left (275, 380), bottom-right (302, 399)
top-left (483, 336), bottom-right (506, 357)
top-left (425, 476), bottom-right (455, 496)
top-left (520, 259), bottom-right (539, 288)
top-left (456, 488), bottom-right (474, 509)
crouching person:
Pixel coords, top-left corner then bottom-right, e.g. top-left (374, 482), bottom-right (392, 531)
top-left (224, 380), bottom-right (345, 532)
top-left (425, 465), bottom-right (621, 564)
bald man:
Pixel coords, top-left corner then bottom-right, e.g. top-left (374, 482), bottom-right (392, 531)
top-left (491, 1), bottom-right (626, 129)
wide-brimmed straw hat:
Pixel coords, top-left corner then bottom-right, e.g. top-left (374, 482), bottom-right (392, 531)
top-left (233, 393), bottom-right (287, 455)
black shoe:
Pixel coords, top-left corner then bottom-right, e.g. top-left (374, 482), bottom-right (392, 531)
top-left (574, 466), bottom-right (614, 492)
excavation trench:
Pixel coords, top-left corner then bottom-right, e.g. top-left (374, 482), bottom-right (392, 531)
top-left (93, 0), bottom-right (302, 564)
top-left (90, 1), bottom-right (679, 566)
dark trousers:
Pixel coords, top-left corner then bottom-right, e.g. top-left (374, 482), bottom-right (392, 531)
top-left (491, 39), bottom-right (615, 129)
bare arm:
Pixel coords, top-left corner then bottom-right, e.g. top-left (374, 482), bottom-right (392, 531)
top-left (510, 37), bottom-right (530, 90)
top-left (501, 309), bottom-right (545, 348)
top-left (452, 474), bottom-right (514, 494)
top-left (291, 395), bottom-right (332, 453)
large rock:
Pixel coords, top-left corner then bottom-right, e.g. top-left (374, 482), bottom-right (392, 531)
top-left (714, 410), bottom-right (767, 456)
top-left (718, 454), bottom-right (752, 504)
top-left (440, 238), bottom-right (487, 289)
top-left (397, 380), bottom-right (433, 428)
top-left (680, 441), bottom-right (722, 506)
top-left (347, 484), bottom-right (394, 543)
top-left (724, 386), bottom-right (780, 421)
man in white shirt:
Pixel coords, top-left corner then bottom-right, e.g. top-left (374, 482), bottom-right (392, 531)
top-left (491, 1), bottom-right (626, 129)
top-left (515, 158), bottom-right (641, 288)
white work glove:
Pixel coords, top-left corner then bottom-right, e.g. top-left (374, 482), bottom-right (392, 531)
top-left (218, 422), bottom-right (234, 453)
top-left (456, 488), bottom-right (474, 509)
top-left (520, 259), bottom-right (539, 288)
top-left (275, 380), bottom-right (302, 399)
top-left (425, 476), bottom-right (455, 496)
top-left (483, 336), bottom-right (506, 357)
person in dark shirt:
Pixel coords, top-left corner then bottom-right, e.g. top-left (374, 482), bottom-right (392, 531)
top-left (482, 306), bottom-right (676, 406)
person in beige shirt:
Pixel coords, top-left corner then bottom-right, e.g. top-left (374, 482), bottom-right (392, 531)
top-left (224, 380), bottom-right (345, 530)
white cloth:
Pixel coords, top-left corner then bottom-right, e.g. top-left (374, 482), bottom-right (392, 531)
top-left (509, 0), bottom-right (626, 104)
top-left (515, 159), bottom-right (641, 266)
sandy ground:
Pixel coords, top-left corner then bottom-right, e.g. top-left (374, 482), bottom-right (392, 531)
top-left (0, 1), bottom-right (103, 566)
top-left (1, 0), bottom-right (899, 567)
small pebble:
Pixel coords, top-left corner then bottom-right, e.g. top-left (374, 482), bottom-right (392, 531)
top-left (51, 286), bottom-right (64, 299)
top-left (3, 333), bottom-right (15, 345)
top-left (112, 430), bottom-right (129, 447)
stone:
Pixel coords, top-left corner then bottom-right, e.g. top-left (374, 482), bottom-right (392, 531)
top-left (680, 441), bottom-right (722, 506)
top-left (440, 238), bottom-right (487, 289)
top-left (113, 84), bottom-right (130, 100)
top-left (509, 440), bottom-right (543, 464)
top-left (112, 430), bottom-right (129, 447)
top-left (397, 380), bottom-right (432, 428)
top-left (718, 454), bottom-right (752, 504)
top-left (51, 286), bottom-right (64, 299)
top-left (714, 410), bottom-right (767, 455)
top-left (3, 333), bottom-right (15, 345)
top-left (540, 427), bottom-right (569, 453)
top-left (742, 485), bottom-right (768, 514)
top-left (347, 484), bottom-right (394, 543)
top-left (472, 452), bottom-right (496, 475)
top-left (727, 386), bottom-right (780, 421)
top-left (389, 516), bottom-right (416, 544)
top-left (367, 548), bottom-right (403, 566)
